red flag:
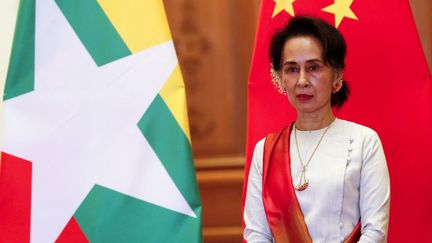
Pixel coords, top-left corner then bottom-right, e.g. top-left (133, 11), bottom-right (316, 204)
top-left (244, 0), bottom-right (432, 242)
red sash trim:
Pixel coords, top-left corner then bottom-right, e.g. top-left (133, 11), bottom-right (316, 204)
top-left (262, 125), bottom-right (361, 243)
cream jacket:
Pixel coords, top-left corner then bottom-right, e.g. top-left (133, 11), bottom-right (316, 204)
top-left (244, 119), bottom-right (390, 243)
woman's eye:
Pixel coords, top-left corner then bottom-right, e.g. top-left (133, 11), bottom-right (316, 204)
top-left (309, 65), bottom-right (320, 71)
top-left (285, 67), bottom-right (298, 73)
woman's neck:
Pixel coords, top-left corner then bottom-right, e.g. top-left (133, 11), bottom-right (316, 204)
top-left (295, 111), bottom-right (335, 131)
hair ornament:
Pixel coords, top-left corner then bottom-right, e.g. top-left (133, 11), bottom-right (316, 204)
top-left (270, 61), bottom-right (286, 95)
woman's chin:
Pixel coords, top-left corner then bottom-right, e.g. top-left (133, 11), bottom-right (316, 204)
top-left (293, 104), bottom-right (315, 113)
top-left (293, 103), bottom-right (331, 115)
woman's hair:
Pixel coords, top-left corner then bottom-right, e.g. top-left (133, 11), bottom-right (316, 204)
top-left (269, 16), bottom-right (349, 108)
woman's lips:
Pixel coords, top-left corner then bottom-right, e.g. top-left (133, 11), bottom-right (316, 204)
top-left (296, 94), bottom-right (313, 101)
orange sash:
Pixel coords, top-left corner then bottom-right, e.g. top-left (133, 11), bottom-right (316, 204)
top-left (262, 125), bottom-right (361, 243)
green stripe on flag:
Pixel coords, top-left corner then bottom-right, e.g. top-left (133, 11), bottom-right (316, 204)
top-left (55, 0), bottom-right (131, 66)
top-left (138, 95), bottom-right (201, 214)
top-left (74, 185), bottom-right (202, 242)
top-left (4, 0), bottom-right (35, 101)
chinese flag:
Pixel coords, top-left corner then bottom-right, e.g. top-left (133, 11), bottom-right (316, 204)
top-left (244, 0), bottom-right (432, 242)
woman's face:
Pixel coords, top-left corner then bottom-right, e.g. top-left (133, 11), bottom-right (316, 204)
top-left (280, 36), bottom-right (342, 115)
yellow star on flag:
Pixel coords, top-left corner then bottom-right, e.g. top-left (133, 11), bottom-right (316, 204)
top-left (272, 0), bottom-right (296, 18)
top-left (322, 0), bottom-right (358, 28)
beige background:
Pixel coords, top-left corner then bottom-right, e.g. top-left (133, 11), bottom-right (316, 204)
top-left (0, 0), bottom-right (18, 86)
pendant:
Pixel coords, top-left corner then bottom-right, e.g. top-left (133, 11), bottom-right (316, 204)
top-left (296, 181), bottom-right (309, 191)
top-left (295, 166), bottom-right (309, 191)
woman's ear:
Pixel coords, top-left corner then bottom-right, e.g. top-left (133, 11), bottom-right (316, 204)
top-left (332, 71), bottom-right (343, 93)
top-left (332, 80), bottom-right (343, 93)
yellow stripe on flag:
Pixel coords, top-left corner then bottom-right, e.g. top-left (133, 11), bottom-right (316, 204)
top-left (97, 0), bottom-right (171, 53)
top-left (160, 65), bottom-right (192, 143)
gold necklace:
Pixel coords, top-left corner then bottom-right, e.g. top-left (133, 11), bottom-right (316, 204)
top-left (294, 122), bottom-right (332, 191)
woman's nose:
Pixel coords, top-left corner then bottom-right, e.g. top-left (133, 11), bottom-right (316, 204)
top-left (297, 70), bottom-right (310, 88)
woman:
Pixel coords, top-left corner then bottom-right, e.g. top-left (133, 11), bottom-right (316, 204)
top-left (244, 16), bottom-right (390, 242)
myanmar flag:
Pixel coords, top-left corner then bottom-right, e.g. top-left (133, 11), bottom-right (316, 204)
top-left (0, 0), bottom-right (202, 242)
top-left (244, 0), bottom-right (432, 242)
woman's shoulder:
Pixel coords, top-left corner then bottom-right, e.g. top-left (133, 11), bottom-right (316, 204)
top-left (252, 124), bottom-right (291, 152)
top-left (334, 118), bottom-right (380, 141)
top-left (254, 137), bottom-right (266, 150)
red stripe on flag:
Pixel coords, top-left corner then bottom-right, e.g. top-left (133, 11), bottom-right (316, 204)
top-left (0, 152), bottom-right (32, 243)
top-left (56, 217), bottom-right (89, 243)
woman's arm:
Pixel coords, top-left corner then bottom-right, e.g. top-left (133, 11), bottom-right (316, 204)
top-left (358, 131), bottom-right (390, 243)
top-left (243, 139), bottom-right (274, 243)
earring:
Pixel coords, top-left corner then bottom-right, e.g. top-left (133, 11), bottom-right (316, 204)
top-left (270, 61), bottom-right (286, 95)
